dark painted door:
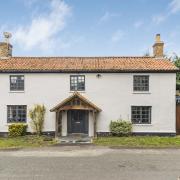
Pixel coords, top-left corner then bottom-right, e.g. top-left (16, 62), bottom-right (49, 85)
top-left (176, 104), bottom-right (180, 134)
top-left (67, 110), bottom-right (89, 134)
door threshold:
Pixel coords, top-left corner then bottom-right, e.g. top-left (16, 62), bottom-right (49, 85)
top-left (69, 133), bottom-right (88, 136)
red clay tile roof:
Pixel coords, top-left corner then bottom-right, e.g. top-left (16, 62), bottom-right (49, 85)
top-left (50, 92), bottom-right (101, 112)
top-left (0, 56), bottom-right (178, 72)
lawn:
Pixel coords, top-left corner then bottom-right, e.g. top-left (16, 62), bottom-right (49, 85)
top-left (93, 136), bottom-right (180, 148)
top-left (0, 135), bottom-right (57, 149)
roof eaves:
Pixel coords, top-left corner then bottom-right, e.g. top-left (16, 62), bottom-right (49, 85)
top-left (0, 69), bottom-right (178, 73)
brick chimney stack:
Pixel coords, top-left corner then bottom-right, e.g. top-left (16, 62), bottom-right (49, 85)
top-left (0, 32), bottom-right (13, 58)
top-left (153, 34), bottom-right (164, 58)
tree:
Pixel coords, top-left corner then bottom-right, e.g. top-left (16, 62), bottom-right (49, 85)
top-left (172, 55), bottom-right (180, 91)
top-left (29, 104), bottom-right (46, 135)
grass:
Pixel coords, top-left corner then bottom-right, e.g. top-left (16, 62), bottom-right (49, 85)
top-left (93, 136), bottom-right (180, 148)
top-left (0, 135), bottom-right (57, 149)
top-left (2, 135), bottom-right (180, 149)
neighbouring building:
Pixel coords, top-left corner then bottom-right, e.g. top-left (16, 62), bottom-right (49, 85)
top-left (0, 33), bottom-right (178, 137)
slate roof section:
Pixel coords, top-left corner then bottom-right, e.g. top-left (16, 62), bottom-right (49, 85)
top-left (0, 56), bottom-right (178, 73)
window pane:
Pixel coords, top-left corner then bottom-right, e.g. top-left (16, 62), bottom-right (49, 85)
top-left (10, 75), bottom-right (24, 91)
top-left (7, 105), bottom-right (27, 123)
top-left (70, 75), bottom-right (85, 91)
top-left (131, 106), bottom-right (151, 124)
top-left (133, 76), bottom-right (149, 91)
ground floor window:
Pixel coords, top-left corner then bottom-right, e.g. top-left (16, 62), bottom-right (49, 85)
top-left (131, 106), bottom-right (151, 124)
top-left (7, 105), bottom-right (27, 123)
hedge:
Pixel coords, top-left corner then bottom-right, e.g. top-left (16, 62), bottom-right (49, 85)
top-left (110, 120), bottom-right (132, 136)
top-left (8, 123), bottom-right (28, 137)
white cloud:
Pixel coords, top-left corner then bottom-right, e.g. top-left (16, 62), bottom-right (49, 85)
top-left (99, 11), bottom-right (120, 23)
top-left (13, 0), bottom-right (71, 51)
top-left (152, 14), bottom-right (167, 25)
top-left (134, 21), bottom-right (143, 29)
top-left (111, 30), bottom-right (124, 43)
top-left (151, 0), bottom-right (180, 25)
top-left (169, 0), bottom-right (180, 13)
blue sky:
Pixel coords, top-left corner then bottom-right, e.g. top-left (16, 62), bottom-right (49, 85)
top-left (0, 0), bottom-right (180, 56)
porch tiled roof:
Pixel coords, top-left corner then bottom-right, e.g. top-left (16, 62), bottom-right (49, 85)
top-left (0, 56), bottom-right (178, 72)
top-left (50, 92), bottom-right (101, 112)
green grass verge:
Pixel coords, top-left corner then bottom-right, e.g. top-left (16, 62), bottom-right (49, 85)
top-left (0, 135), bottom-right (57, 149)
top-left (93, 136), bottom-right (180, 148)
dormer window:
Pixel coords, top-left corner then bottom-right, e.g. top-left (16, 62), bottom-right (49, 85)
top-left (10, 75), bottom-right (24, 91)
top-left (70, 75), bottom-right (85, 91)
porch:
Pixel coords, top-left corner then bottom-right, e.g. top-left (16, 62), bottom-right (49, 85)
top-left (50, 92), bottom-right (101, 138)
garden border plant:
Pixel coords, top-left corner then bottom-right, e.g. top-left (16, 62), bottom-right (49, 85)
top-left (110, 119), bottom-right (132, 136)
top-left (29, 104), bottom-right (46, 136)
top-left (8, 123), bottom-right (27, 137)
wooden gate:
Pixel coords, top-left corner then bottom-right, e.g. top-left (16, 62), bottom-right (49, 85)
top-left (176, 104), bottom-right (180, 134)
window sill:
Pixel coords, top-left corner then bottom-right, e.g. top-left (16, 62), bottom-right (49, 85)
top-left (133, 91), bottom-right (151, 94)
top-left (9, 91), bottom-right (25, 93)
top-left (69, 91), bottom-right (86, 93)
top-left (6, 122), bottom-right (27, 126)
top-left (133, 124), bottom-right (152, 126)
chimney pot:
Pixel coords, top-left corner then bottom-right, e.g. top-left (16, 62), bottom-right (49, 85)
top-left (155, 34), bottom-right (161, 42)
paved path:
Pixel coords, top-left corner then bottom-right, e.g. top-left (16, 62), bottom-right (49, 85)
top-left (0, 146), bottom-right (180, 180)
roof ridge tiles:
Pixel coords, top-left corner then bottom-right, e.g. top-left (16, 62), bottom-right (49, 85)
top-left (10, 56), bottom-right (155, 59)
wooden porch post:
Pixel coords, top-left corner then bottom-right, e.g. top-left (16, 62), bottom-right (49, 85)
top-left (93, 111), bottom-right (97, 137)
top-left (55, 111), bottom-right (59, 138)
top-left (55, 110), bottom-right (62, 138)
top-left (59, 111), bottom-right (62, 136)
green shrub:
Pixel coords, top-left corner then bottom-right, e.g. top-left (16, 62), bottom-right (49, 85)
top-left (110, 120), bottom-right (132, 136)
top-left (8, 123), bottom-right (27, 137)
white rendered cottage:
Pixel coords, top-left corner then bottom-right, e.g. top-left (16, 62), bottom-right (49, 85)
top-left (0, 34), bottom-right (178, 137)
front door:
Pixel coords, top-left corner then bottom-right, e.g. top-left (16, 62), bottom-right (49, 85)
top-left (67, 110), bottom-right (89, 134)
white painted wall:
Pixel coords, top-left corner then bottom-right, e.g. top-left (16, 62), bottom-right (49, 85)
top-left (0, 73), bottom-right (176, 134)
